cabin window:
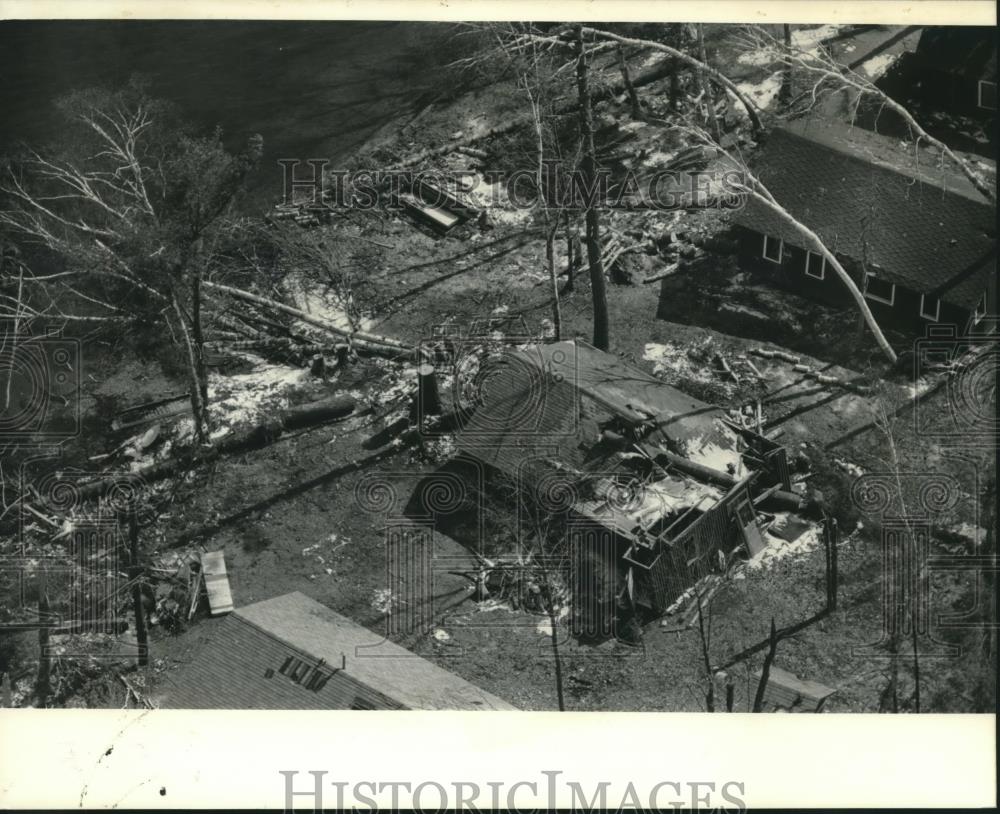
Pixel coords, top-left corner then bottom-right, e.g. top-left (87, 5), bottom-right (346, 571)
top-left (762, 235), bottom-right (783, 263)
top-left (919, 295), bottom-right (940, 322)
top-left (805, 251), bottom-right (826, 280)
top-left (864, 273), bottom-right (895, 306)
top-left (974, 293), bottom-right (988, 323)
top-left (979, 80), bottom-right (997, 111)
top-left (350, 696), bottom-right (378, 710)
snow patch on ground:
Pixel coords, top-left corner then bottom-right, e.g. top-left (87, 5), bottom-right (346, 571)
top-left (791, 24), bottom-right (844, 50)
top-left (860, 53), bottom-right (896, 79)
top-left (464, 173), bottom-right (532, 227)
top-left (286, 274), bottom-right (374, 333)
top-left (735, 72), bottom-right (783, 111)
top-left (907, 376), bottom-right (934, 400)
top-left (207, 358), bottom-right (309, 434)
top-left (643, 341), bottom-right (725, 388)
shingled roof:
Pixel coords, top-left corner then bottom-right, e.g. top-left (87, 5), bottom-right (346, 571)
top-left (456, 340), bottom-right (741, 484)
top-left (730, 119), bottom-right (996, 309)
top-left (154, 592), bottom-right (516, 710)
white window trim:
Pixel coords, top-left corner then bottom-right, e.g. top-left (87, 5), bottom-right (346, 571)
top-left (762, 235), bottom-right (783, 264)
top-left (974, 293), bottom-right (987, 324)
top-left (978, 80), bottom-right (997, 111)
top-left (919, 294), bottom-right (940, 322)
top-left (805, 251), bottom-right (826, 280)
top-left (864, 272), bottom-right (896, 306)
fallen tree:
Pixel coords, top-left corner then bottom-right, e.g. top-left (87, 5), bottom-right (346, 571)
top-left (54, 394), bottom-right (361, 507)
top-left (204, 280), bottom-right (416, 359)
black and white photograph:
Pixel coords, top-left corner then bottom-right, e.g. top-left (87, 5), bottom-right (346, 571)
top-left (0, 6), bottom-right (996, 804)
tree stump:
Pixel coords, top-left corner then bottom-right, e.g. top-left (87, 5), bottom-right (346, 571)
top-left (335, 344), bottom-right (350, 369)
top-left (418, 364), bottom-right (442, 415)
top-left (310, 354), bottom-right (326, 377)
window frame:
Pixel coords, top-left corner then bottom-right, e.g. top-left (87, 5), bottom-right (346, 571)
top-left (762, 234), bottom-right (783, 264)
top-left (805, 251), bottom-right (826, 280)
top-left (978, 80), bottom-right (997, 111)
top-left (864, 272), bottom-right (896, 306)
top-left (919, 294), bottom-right (941, 322)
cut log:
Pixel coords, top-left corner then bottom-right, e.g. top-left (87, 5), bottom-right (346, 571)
top-left (642, 263), bottom-right (680, 284)
top-left (58, 394), bottom-right (360, 507)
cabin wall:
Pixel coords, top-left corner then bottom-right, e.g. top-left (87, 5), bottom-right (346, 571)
top-left (633, 479), bottom-right (755, 615)
top-left (734, 226), bottom-right (986, 336)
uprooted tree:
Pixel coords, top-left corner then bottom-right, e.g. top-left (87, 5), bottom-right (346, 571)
top-left (0, 77), bottom-right (264, 444)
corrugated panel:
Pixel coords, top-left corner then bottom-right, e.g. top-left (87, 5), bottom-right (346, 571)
top-left (200, 550), bottom-right (234, 615)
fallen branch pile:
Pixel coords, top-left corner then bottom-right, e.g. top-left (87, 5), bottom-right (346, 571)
top-left (204, 281), bottom-right (417, 362)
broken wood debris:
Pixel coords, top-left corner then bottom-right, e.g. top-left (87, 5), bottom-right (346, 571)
top-left (750, 348), bottom-right (872, 394)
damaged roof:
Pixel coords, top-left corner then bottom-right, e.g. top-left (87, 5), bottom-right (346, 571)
top-left (457, 339), bottom-right (742, 487)
top-left (155, 592), bottom-right (516, 710)
top-left (730, 118), bottom-right (996, 309)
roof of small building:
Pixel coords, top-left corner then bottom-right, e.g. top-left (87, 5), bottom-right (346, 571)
top-left (155, 592), bottom-right (516, 710)
top-left (730, 118), bottom-right (996, 309)
top-left (456, 339), bottom-right (743, 485)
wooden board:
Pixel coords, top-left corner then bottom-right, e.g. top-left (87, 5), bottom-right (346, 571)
top-left (200, 551), bottom-right (234, 615)
top-left (735, 499), bottom-right (767, 556)
top-left (753, 666), bottom-right (836, 712)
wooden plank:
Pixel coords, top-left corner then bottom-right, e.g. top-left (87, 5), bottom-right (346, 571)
top-left (753, 666), bottom-right (836, 711)
top-left (200, 551), bottom-right (234, 615)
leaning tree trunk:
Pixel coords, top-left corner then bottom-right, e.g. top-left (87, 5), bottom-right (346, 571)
top-left (546, 216), bottom-right (562, 340)
top-left (740, 185), bottom-right (898, 363)
top-left (575, 26), bottom-right (610, 352)
top-left (191, 265), bottom-right (209, 410)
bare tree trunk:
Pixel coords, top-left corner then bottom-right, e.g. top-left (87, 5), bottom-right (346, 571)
top-left (129, 510), bottom-right (149, 668)
top-left (575, 26), bottom-right (610, 352)
top-left (546, 218), bottom-right (562, 340)
top-left (616, 44), bottom-right (642, 119)
top-left (542, 584), bottom-right (566, 712)
top-left (669, 60), bottom-right (680, 112)
top-left (171, 295), bottom-right (209, 445)
top-left (191, 265), bottom-right (209, 409)
top-left (565, 216), bottom-right (579, 293)
top-left (780, 24), bottom-right (792, 104)
top-left (752, 618), bottom-right (779, 712)
top-left (35, 582), bottom-right (50, 707)
top-left (696, 24), bottom-right (722, 142)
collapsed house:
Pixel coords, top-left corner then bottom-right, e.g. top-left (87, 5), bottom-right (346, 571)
top-left (454, 339), bottom-right (797, 633)
top-left (729, 118), bottom-right (996, 335)
top-left (154, 592), bottom-right (515, 709)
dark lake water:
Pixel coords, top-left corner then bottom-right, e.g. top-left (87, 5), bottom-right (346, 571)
top-left (0, 20), bottom-right (450, 207)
